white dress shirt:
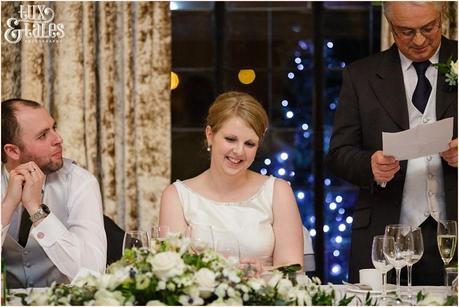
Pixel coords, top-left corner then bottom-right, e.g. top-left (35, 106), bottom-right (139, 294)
top-left (398, 48), bottom-right (447, 227)
top-left (1, 158), bottom-right (107, 287)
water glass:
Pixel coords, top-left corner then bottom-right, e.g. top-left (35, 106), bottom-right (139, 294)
top-left (384, 224), bottom-right (413, 297)
top-left (405, 227), bottom-right (424, 299)
top-left (190, 223), bottom-right (214, 253)
top-left (151, 226), bottom-right (170, 241)
top-left (122, 230), bottom-right (149, 255)
top-left (372, 235), bottom-right (394, 301)
top-left (215, 237), bottom-right (240, 263)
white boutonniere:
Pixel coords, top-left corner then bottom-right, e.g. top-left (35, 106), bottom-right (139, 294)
top-left (434, 56), bottom-right (458, 87)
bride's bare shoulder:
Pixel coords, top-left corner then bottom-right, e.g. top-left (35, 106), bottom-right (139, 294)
top-left (181, 171), bottom-right (207, 190)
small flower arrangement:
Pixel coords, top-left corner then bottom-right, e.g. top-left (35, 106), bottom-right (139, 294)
top-left (434, 56), bottom-right (458, 87)
top-left (13, 235), bottom-right (357, 306)
top-left (416, 290), bottom-right (458, 306)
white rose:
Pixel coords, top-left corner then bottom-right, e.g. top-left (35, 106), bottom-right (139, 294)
top-left (166, 281), bottom-right (176, 291)
top-left (451, 60), bottom-right (458, 75)
top-left (267, 271), bottom-right (283, 288)
top-left (208, 297), bottom-right (226, 305)
top-left (178, 294), bottom-right (204, 306)
top-left (418, 293), bottom-right (444, 306)
top-left (222, 297), bottom-right (243, 305)
top-left (296, 274), bottom-right (312, 286)
top-left (146, 300), bottom-right (167, 306)
top-left (97, 266), bottom-right (131, 290)
top-left (247, 278), bottom-right (265, 291)
top-left (208, 297), bottom-right (242, 306)
top-left (149, 251), bottom-right (185, 279)
top-left (195, 268), bottom-right (217, 298)
top-left (157, 280), bottom-right (166, 290)
top-left (288, 288), bottom-right (312, 306)
top-left (26, 289), bottom-right (50, 305)
top-left (71, 271), bottom-right (99, 287)
top-left (227, 286), bottom-right (237, 298)
top-left (276, 278), bottom-right (293, 296)
top-left (195, 268), bottom-right (217, 288)
top-left (215, 283), bottom-right (228, 298)
top-left (225, 269), bottom-right (240, 283)
top-left (94, 289), bottom-right (125, 306)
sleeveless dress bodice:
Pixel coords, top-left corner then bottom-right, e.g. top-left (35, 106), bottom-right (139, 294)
top-left (173, 175), bottom-right (276, 266)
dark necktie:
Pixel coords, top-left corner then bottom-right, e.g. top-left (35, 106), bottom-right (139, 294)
top-left (412, 61), bottom-right (432, 114)
top-left (18, 207), bottom-right (32, 247)
top-left (18, 189), bottom-right (43, 247)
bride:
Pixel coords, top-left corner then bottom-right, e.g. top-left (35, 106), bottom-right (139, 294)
top-left (159, 91), bottom-right (304, 272)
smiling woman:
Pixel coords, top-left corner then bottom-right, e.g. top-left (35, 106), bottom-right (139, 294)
top-left (159, 91), bottom-right (305, 273)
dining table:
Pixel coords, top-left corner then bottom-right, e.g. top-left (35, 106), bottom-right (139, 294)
top-left (6, 283), bottom-right (453, 306)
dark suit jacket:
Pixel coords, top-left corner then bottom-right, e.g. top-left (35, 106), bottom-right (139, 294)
top-left (326, 36), bottom-right (458, 282)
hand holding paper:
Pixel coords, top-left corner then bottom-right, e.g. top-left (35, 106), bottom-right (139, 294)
top-left (382, 117), bottom-right (454, 161)
top-left (440, 138), bottom-right (458, 167)
top-left (371, 150), bottom-right (400, 185)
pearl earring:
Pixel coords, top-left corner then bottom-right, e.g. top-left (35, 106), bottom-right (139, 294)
top-left (207, 146), bottom-right (211, 152)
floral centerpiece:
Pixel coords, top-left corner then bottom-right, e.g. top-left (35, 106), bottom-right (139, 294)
top-left (10, 235), bottom-right (458, 306)
top-left (13, 235), bottom-right (357, 306)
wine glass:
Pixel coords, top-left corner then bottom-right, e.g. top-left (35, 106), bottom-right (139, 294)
top-left (405, 227), bottom-right (424, 300)
top-left (215, 237), bottom-right (240, 263)
top-left (190, 223), bottom-right (214, 253)
top-left (372, 235), bottom-right (394, 303)
top-left (437, 220), bottom-right (457, 285)
top-left (122, 230), bottom-right (149, 255)
top-left (384, 224), bottom-right (413, 297)
top-left (151, 226), bottom-right (170, 241)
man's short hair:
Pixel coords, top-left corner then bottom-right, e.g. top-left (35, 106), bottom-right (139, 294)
top-left (1, 98), bottom-right (42, 163)
top-left (383, 1), bottom-right (445, 21)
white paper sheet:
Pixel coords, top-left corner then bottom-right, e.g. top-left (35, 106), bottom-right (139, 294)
top-left (382, 117), bottom-right (454, 160)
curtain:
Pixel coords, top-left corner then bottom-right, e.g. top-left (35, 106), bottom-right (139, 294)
top-left (1, 2), bottom-right (171, 231)
top-left (381, 2), bottom-right (458, 51)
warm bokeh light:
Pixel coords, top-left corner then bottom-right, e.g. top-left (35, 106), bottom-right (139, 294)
top-left (171, 71), bottom-right (179, 90)
top-left (238, 69), bottom-right (256, 85)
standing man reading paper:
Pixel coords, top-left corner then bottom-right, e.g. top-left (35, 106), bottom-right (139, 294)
top-left (326, 2), bottom-right (457, 285)
top-left (1, 99), bottom-right (107, 288)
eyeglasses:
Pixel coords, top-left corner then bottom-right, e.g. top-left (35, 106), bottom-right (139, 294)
top-left (390, 17), bottom-right (441, 41)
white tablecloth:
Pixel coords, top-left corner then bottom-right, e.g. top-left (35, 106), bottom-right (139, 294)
top-left (7, 284), bottom-right (452, 305)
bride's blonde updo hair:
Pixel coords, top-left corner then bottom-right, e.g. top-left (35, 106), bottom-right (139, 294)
top-left (206, 91), bottom-right (269, 144)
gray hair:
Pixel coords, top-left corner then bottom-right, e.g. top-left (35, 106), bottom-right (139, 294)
top-left (383, 1), bottom-right (445, 21)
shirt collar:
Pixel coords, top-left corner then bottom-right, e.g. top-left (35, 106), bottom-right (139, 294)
top-left (398, 43), bottom-right (441, 72)
top-left (2, 164), bottom-right (10, 181)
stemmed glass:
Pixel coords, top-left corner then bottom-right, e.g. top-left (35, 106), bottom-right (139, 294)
top-left (189, 223), bottom-right (214, 253)
top-left (384, 224), bottom-right (413, 297)
top-left (437, 220), bottom-right (457, 285)
top-left (215, 237), bottom-right (240, 263)
top-left (151, 226), bottom-right (170, 241)
top-left (405, 227), bottom-right (424, 300)
top-left (122, 230), bottom-right (149, 255)
top-left (372, 235), bottom-right (394, 303)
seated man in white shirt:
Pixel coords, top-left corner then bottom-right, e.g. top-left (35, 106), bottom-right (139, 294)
top-left (1, 98), bottom-right (107, 288)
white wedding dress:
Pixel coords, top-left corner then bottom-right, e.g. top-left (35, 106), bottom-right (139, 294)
top-left (173, 175), bottom-right (276, 266)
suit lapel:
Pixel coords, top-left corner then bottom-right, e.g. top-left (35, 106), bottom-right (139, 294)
top-left (436, 37), bottom-right (457, 120)
top-left (370, 45), bottom-right (409, 130)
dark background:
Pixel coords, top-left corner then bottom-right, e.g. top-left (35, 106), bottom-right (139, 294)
top-left (170, 1), bottom-right (382, 283)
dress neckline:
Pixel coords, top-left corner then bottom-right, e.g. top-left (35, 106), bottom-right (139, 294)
top-left (175, 175), bottom-right (274, 206)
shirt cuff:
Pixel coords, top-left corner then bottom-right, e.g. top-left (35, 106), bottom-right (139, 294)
top-left (376, 181), bottom-right (387, 188)
top-left (30, 213), bottom-right (67, 247)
